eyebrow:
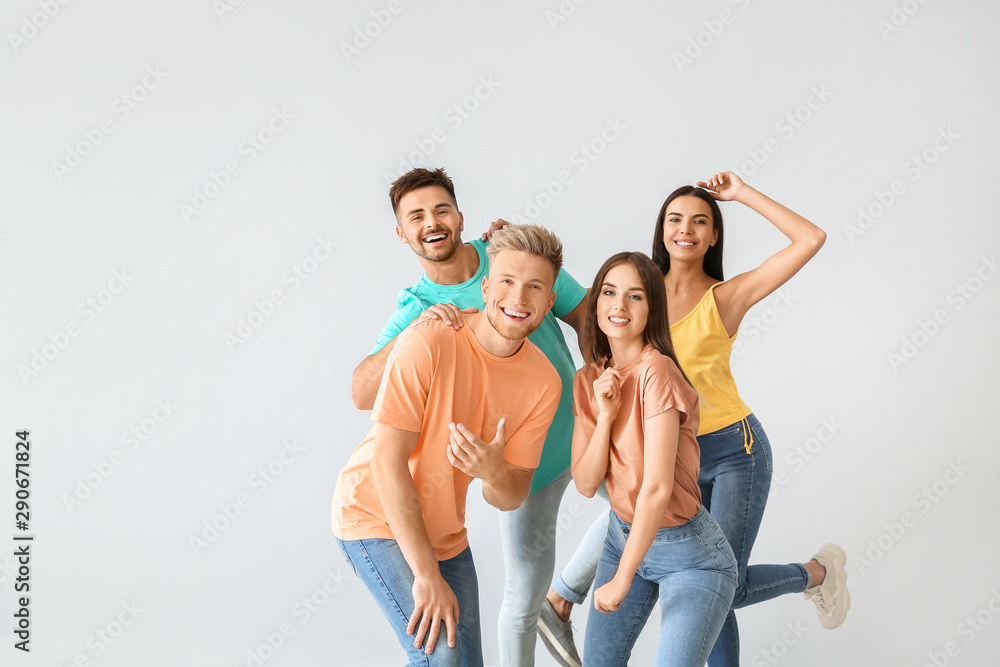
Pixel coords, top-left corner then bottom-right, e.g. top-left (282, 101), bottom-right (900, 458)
top-left (666, 210), bottom-right (710, 218)
top-left (602, 281), bottom-right (645, 292)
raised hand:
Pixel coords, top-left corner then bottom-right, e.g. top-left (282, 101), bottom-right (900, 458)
top-left (593, 367), bottom-right (623, 419)
top-left (447, 419), bottom-right (506, 482)
top-left (697, 171), bottom-right (747, 202)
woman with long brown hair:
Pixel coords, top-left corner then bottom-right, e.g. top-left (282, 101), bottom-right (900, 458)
top-left (571, 251), bottom-right (736, 666)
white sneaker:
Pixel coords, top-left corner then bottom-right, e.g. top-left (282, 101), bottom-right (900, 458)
top-left (804, 543), bottom-right (851, 629)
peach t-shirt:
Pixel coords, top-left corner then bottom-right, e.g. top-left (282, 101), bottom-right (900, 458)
top-left (332, 318), bottom-right (561, 560)
top-left (573, 344), bottom-right (702, 528)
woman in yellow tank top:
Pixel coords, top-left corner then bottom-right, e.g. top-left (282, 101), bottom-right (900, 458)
top-left (651, 171), bottom-right (849, 665)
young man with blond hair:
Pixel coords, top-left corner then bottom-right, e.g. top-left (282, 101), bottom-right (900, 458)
top-left (334, 224), bottom-right (565, 666)
top-left (348, 168), bottom-right (593, 666)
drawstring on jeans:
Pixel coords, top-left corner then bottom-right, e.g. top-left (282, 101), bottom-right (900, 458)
top-left (741, 416), bottom-right (754, 454)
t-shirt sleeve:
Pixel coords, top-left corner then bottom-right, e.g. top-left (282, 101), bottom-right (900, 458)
top-left (503, 360), bottom-right (562, 470)
top-left (552, 266), bottom-right (587, 319)
top-left (640, 358), bottom-right (698, 427)
top-left (369, 290), bottom-right (428, 355)
top-left (370, 326), bottom-right (434, 433)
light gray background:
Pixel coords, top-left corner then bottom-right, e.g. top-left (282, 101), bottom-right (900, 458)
top-left (2, 1), bottom-right (999, 665)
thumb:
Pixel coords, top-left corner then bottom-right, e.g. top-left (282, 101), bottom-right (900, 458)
top-left (462, 307), bottom-right (480, 314)
top-left (493, 418), bottom-right (506, 445)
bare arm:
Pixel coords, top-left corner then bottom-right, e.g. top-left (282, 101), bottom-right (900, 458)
top-left (571, 368), bottom-right (621, 497)
top-left (701, 172), bottom-right (827, 335)
top-left (593, 409), bottom-right (680, 613)
top-left (352, 339), bottom-right (395, 410)
top-left (372, 424), bottom-right (459, 654)
top-left (352, 304), bottom-right (479, 410)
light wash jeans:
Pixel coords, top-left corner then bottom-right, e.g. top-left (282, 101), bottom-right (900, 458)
top-left (337, 538), bottom-right (483, 667)
top-left (556, 415), bottom-right (813, 666)
top-left (551, 487), bottom-right (609, 605)
top-left (698, 414), bottom-right (811, 667)
top-left (583, 506), bottom-right (738, 667)
top-left (499, 468), bottom-right (606, 666)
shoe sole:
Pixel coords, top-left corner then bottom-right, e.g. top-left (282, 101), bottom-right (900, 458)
top-left (537, 616), bottom-right (581, 667)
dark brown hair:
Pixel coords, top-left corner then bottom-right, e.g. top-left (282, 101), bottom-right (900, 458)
top-left (582, 252), bottom-right (691, 386)
top-left (388, 167), bottom-right (458, 216)
top-left (651, 186), bottom-right (725, 282)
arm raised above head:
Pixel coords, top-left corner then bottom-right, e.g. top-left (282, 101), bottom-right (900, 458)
top-left (701, 171), bottom-right (826, 335)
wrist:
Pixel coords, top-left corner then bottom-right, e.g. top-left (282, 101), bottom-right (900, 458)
top-left (412, 565), bottom-right (443, 581)
top-left (732, 184), bottom-right (757, 205)
top-left (612, 568), bottom-right (634, 585)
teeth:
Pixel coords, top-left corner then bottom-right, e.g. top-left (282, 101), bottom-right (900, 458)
top-left (676, 241), bottom-right (694, 247)
top-left (609, 317), bottom-right (630, 323)
top-left (425, 234), bottom-right (447, 242)
top-left (502, 307), bottom-right (528, 318)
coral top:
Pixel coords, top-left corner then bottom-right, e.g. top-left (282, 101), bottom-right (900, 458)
top-left (573, 344), bottom-right (702, 528)
top-left (333, 319), bottom-right (561, 560)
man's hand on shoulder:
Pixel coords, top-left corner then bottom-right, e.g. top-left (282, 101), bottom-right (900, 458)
top-left (413, 303), bottom-right (479, 331)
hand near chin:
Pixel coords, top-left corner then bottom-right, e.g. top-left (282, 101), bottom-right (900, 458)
top-left (697, 171), bottom-right (746, 202)
top-left (594, 367), bottom-right (623, 419)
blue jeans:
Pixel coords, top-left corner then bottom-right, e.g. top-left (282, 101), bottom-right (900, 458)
top-left (337, 538), bottom-right (484, 667)
top-left (583, 507), bottom-right (737, 667)
top-left (698, 414), bottom-right (811, 667)
top-left (551, 486), bottom-right (609, 605)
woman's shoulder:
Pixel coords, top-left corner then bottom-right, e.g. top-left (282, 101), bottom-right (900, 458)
top-left (637, 347), bottom-right (688, 389)
top-left (574, 358), bottom-right (606, 383)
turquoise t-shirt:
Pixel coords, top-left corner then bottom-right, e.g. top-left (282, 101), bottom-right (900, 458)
top-left (370, 238), bottom-right (586, 494)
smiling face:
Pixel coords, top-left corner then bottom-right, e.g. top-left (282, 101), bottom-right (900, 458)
top-left (596, 262), bottom-right (649, 346)
top-left (661, 194), bottom-right (718, 260)
top-left (395, 185), bottom-right (464, 262)
top-left (482, 249), bottom-right (556, 342)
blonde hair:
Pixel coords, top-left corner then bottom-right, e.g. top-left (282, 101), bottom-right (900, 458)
top-left (486, 223), bottom-right (564, 277)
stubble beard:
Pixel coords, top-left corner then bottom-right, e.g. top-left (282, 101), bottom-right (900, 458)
top-left (486, 304), bottom-right (539, 342)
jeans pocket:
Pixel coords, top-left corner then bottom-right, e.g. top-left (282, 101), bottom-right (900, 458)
top-left (749, 422), bottom-right (773, 473)
top-left (702, 530), bottom-right (738, 574)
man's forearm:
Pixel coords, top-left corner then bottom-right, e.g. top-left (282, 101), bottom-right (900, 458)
top-left (482, 467), bottom-right (532, 512)
top-left (351, 338), bottom-right (396, 410)
top-left (373, 441), bottom-right (440, 578)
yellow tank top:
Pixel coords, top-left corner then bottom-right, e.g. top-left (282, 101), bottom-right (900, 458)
top-left (669, 283), bottom-right (752, 436)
